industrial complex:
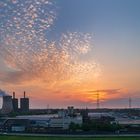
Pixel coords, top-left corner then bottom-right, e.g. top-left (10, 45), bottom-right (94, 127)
top-left (0, 91), bottom-right (140, 134)
top-left (0, 91), bottom-right (29, 114)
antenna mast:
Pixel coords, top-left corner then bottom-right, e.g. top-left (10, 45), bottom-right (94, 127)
top-left (129, 97), bottom-right (132, 109)
top-left (97, 91), bottom-right (100, 109)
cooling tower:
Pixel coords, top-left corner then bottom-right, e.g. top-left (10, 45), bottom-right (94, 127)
top-left (12, 92), bottom-right (18, 112)
top-left (20, 91), bottom-right (29, 112)
top-left (1, 95), bottom-right (13, 114)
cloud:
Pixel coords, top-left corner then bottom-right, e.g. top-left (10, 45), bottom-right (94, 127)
top-left (88, 89), bottom-right (120, 94)
top-left (0, 0), bottom-right (100, 88)
top-left (0, 0), bottom-right (101, 109)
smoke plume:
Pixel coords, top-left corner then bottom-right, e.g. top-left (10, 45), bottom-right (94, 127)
top-left (0, 89), bottom-right (8, 96)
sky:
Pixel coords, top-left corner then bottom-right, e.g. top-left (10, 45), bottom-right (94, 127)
top-left (0, 0), bottom-right (140, 108)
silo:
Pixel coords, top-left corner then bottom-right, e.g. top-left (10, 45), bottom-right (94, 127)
top-left (1, 95), bottom-right (13, 114)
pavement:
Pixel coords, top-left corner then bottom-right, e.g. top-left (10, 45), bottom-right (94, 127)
top-left (0, 133), bottom-right (140, 137)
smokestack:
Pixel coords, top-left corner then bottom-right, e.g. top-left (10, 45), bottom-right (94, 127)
top-left (13, 92), bottom-right (15, 99)
top-left (20, 91), bottom-right (29, 112)
top-left (12, 92), bottom-right (18, 112)
top-left (24, 91), bottom-right (26, 98)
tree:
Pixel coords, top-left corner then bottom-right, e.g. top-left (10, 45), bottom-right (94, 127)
top-left (69, 122), bottom-right (80, 131)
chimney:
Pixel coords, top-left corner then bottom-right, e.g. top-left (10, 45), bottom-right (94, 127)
top-left (24, 91), bottom-right (26, 98)
top-left (13, 92), bottom-right (15, 99)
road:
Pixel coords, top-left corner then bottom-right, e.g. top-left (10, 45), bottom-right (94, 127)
top-left (0, 133), bottom-right (140, 137)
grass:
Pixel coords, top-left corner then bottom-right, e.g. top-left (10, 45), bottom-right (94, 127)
top-left (0, 135), bottom-right (140, 140)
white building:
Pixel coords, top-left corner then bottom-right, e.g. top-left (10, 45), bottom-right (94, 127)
top-left (50, 116), bottom-right (82, 129)
top-left (16, 113), bottom-right (83, 129)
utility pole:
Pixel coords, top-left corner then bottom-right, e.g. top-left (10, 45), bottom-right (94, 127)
top-left (129, 97), bottom-right (132, 109)
top-left (97, 91), bottom-right (100, 109)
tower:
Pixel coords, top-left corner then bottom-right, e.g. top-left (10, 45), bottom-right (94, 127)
top-left (1, 95), bottom-right (13, 114)
top-left (20, 91), bottom-right (29, 112)
top-left (129, 97), bottom-right (132, 109)
top-left (12, 92), bottom-right (18, 112)
top-left (96, 91), bottom-right (100, 109)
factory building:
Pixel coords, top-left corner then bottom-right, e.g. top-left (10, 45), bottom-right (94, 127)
top-left (0, 91), bottom-right (30, 115)
top-left (67, 106), bottom-right (75, 116)
top-left (20, 91), bottom-right (29, 112)
top-left (50, 116), bottom-right (82, 129)
top-left (0, 114), bottom-right (83, 132)
top-left (12, 92), bottom-right (18, 112)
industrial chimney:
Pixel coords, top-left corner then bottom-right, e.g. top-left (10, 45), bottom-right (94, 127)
top-left (24, 91), bottom-right (26, 98)
top-left (20, 91), bottom-right (29, 112)
top-left (12, 92), bottom-right (18, 112)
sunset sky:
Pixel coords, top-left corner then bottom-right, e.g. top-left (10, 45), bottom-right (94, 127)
top-left (0, 0), bottom-right (140, 108)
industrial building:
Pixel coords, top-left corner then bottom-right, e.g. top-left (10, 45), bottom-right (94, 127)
top-left (1, 95), bottom-right (13, 114)
top-left (67, 106), bottom-right (75, 116)
top-left (12, 92), bottom-right (18, 112)
top-left (20, 91), bottom-right (29, 113)
top-left (0, 111), bottom-right (83, 132)
top-left (0, 91), bottom-right (30, 114)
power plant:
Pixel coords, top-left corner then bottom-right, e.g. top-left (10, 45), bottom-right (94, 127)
top-left (0, 91), bottom-right (29, 114)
